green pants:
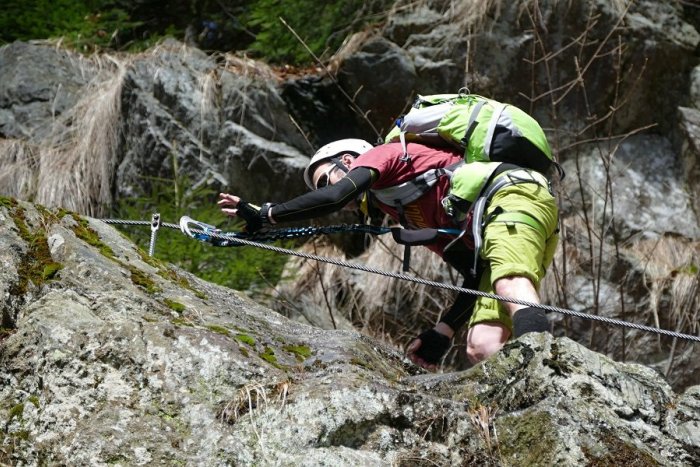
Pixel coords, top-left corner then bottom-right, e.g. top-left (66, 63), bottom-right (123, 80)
top-left (468, 175), bottom-right (559, 329)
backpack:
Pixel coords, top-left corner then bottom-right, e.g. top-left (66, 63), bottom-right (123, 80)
top-left (384, 90), bottom-right (560, 178)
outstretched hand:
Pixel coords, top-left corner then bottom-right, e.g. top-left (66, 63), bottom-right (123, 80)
top-left (217, 193), bottom-right (266, 233)
top-left (218, 193), bottom-right (241, 217)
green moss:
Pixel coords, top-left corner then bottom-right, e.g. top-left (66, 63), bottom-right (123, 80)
top-left (260, 346), bottom-right (281, 367)
top-left (127, 265), bottom-right (161, 294)
top-left (283, 344), bottom-right (312, 361)
top-left (235, 333), bottom-right (256, 346)
top-left (206, 324), bottom-right (231, 337)
top-left (35, 204), bottom-right (62, 224)
top-left (7, 404), bottom-right (24, 424)
top-left (0, 196), bottom-right (17, 208)
top-left (238, 346), bottom-right (250, 358)
top-left (136, 247), bottom-right (164, 269)
top-left (171, 318), bottom-right (194, 327)
top-left (6, 205), bottom-right (63, 297)
top-left (56, 208), bottom-right (71, 219)
top-left (585, 432), bottom-right (660, 466)
top-left (42, 262), bottom-right (63, 280)
top-left (27, 396), bottom-right (39, 409)
top-left (678, 264), bottom-right (699, 275)
top-left (69, 213), bottom-right (116, 260)
top-left (164, 299), bottom-right (186, 313)
top-left (496, 410), bottom-right (557, 466)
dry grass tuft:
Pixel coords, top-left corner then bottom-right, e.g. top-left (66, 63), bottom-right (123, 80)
top-left (219, 379), bottom-right (290, 424)
top-left (273, 235), bottom-right (459, 352)
top-left (467, 404), bottom-right (500, 457)
top-left (33, 54), bottom-right (127, 216)
top-left (0, 139), bottom-right (39, 200)
top-left (219, 52), bottom-right (280, 83)
top-left (626, 236), bottom-right (700, 336)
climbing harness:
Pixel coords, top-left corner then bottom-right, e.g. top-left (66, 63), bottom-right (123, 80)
top-left (100, 215), bottom-right (700, 344)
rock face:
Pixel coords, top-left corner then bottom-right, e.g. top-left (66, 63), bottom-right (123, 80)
top-left (1, 3), bottom-right (700, 461)
top-left (1, 199), bottom-right (699, 465)
top-left (560, 134), bottom-right (700, 240)
top-left (0, 40), bottom-right (312, 212)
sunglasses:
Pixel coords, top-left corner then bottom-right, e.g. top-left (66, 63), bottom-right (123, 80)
top-left (314, 165), bottom-right (337, 190)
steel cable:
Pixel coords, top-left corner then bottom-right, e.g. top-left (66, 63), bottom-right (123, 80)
top-left (100, 217), bottom-right (700, 343)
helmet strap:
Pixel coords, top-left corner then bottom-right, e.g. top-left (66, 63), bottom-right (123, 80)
top-left (330, 156), bottom-right (350, 173)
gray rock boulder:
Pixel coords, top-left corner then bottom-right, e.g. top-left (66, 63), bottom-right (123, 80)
top-left (560, 134), bottom-right (700, 240)
top-left (118, 40), bottom-right (310, 202)
top-left (1, 197), bottom-right (698, 465)
top-left (0, 41), bottom-right (102, 142)
top-left (0, 40), bottom-right (313, 215)
top-left (677, 106), bottom-right (700, 220)
top-left (329, 0), bottom-right (700, 141)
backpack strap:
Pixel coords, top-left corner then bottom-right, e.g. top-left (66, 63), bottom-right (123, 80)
top-left (399, 132), bottom-right (411, 163)
top-left (484, 102), bottom-right (508, 160)
top-left (394, 200), bottom-right (411, 271)
top-left (460, 99), bottom-right (488, 147)
top-left (370, 161), bottom-right (462, 271)
top-left (370, 162), bottom-right (462, 207)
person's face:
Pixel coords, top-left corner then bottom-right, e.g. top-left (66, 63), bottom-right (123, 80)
top-left (311, 156), bottom-right (358, 211)
top-left (312, 162), bottom-right (342, 190)
top-left (312, 153), bottom-right (354, 190)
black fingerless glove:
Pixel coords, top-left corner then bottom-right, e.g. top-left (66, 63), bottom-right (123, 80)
top-left (237, 201), bottom-right (274, 233)
top-left (414, 328), bottom-right (451, 364)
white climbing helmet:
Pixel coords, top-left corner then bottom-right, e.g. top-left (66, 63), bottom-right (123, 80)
top-left (303, 138), bottom-right (374, 189)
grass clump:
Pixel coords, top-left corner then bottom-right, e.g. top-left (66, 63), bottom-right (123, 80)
top-left (127, 265), bottom-right (161, 294)
top-left (282, 344), bottom-right (312, 361)
top-left (235, 333), bottom-right (256, 346)
top-left (163, 299), bottom-right (185, 313)
top-left (206, 324), bottom-right (231, 337)
top-left (0, 196), bottom-right (18, 209)
top-left (260, 346), bottom-right (280, 367)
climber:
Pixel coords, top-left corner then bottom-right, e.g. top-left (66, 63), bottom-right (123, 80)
top-left (217, 139), bottom-right (559, 369)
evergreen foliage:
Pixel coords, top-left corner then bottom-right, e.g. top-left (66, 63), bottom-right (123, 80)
top-left (115, 173), bottom-right (291, 296)
top-left (0, 0), bottom-right (146, 51)
top-left (244, 0), bottom-right (388, 63)
top-left (0, 0), bottom-right (390, 63)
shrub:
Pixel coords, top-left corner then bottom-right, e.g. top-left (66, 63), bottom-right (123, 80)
top-left (115, 173), bottom-right (292, 296)
top-left (0, 0), bottom-right (144, 51)
top-left (244, 0), bottom-right (390, 63)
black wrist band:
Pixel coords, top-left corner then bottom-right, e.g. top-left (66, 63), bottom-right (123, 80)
top-left (512, 306), bottom-right (550, 337)
top-left (260, 202), bottom-right (275, 224)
